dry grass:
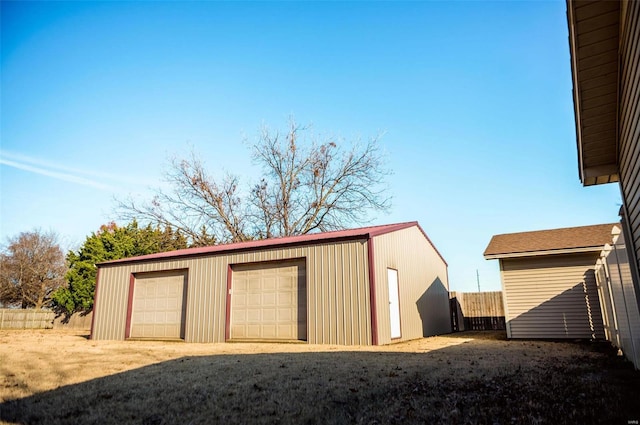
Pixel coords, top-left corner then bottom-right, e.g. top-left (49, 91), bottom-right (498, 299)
top-left (1, 330), bottom-right (639, 424)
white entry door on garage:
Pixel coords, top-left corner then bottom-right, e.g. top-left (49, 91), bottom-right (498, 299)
top-left (388, 268), bottom-right (401, 339)
top-left (130, 270), bottom-right (187, 339)
top-left (231, 260), bottom-right (307, 341)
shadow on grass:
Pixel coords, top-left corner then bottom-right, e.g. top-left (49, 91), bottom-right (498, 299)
top-left (1, 338), bottom-right (639, 425)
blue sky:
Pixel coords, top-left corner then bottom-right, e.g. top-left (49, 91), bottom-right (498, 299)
top-left (1, 1), bottom-right (621, 292)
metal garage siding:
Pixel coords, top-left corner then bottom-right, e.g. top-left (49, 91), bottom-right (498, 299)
top-left (93, 239), bottom-right (371, 344)
top-left (311, 242), bottom-right (367, 344)
top-left (500, 253), bottom-right (606, 339)
top-left (372, 227), bottom-right (450, 344)
top-left (92, 266), bottom-right (131, 340)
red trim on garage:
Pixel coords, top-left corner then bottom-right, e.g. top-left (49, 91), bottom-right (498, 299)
top-left (367, 238), bottom-right (378, 345)
top-left (225, 264), bottom-right (232, 341)
top-left (124, 273), bottom-right (135, 339)
top-left (89, 268), bottom-right (101, 340)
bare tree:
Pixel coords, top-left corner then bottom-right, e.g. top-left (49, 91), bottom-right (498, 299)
top-left (118, 154), bottom-right (248, 246)
top-left (0, 230), bottom-right (68, 309)
top-left (117, 120), bottom-right (391, 244)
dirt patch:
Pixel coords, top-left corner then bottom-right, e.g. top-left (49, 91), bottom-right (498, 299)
top-left (1, 330), bottom-right (639, 424)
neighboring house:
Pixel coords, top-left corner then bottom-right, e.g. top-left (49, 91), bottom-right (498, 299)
top-left (90, 221), bottom-right (451, 345)
top-left (484, 223), bottom-right (617, 339)
top-left (567, 0), bottom-right (640, 366)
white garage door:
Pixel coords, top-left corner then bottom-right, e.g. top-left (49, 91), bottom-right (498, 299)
top-left (130, 270), bottom-right (187, 339)
top-left (231, 260), bottom-right (306, 341)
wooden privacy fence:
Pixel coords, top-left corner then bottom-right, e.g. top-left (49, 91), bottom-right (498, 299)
top-left (0, 309), bottom-right (55, 329)
top-left (0, 309), bottom-right (93, 330)
top-left (594, 226), bottom-right (640, 370)
top-left (53, 311), bottom-right (93, 330)
top-left (450, 291), bottom-right (506, 331)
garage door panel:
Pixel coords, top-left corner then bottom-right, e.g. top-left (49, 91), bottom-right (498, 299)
top-left (263, 277), bottom-right (277, 290)
top-left (277, 279), bottom-right (292, 291)
top-left (262, 324), bottom-right (277, 338)
top-left (246, 293), bottom-right (260, 306)
top-left (247, 309), bottom-right (262, 321)
top-left (231, 324), bottom-right (243, 338)
top-left (278, 309), bottom-right (292, 321)
top-left (262, 293), bottom-right (277, 306)
top-left (234, 293), bottom-right (247, 306)
top-left (278, 292), bottom-right (293, 305)
top-left (231, 260), bottom-right (306, 341)
top-left (130, 271), bottom-right (187, 340)
top-left (235, 280), bottom-right (247, 291)
top-left (247, 324), bottom-right (261, 338)
top-left (261, 308), bottom-right (276, 321)
top-left (140, 325), bottom-right (150, 337)
top-left (233, 310), bottom-right (247, 322)
top-left (278, 324), bottom-right (292, 335)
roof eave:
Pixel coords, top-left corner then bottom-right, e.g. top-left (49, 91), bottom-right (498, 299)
top-left (567, 0), bottom-right (621, 187)
top-left (567, 0), bottom-right (586, 183)
top-left (484, 245), bottom-right (604, 260)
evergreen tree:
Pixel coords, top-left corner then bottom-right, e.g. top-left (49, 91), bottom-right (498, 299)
top-left (52, 220), bottom-right (188, 314)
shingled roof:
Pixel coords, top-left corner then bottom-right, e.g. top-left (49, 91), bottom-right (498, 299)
top-left (484, 223), bottom-right (619, 259)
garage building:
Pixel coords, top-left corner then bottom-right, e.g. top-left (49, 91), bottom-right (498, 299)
top-left (91, 221), bottom-right (450, 345)
top-left (484, 223), bottom-right (617, 339)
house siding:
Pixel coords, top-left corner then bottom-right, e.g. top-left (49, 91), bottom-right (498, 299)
top-left (372, 227), bottom-right (450, 344)
top-left (618, 0), bottom-right (640, 292)
top-left (499, 253), bottom-right (606, 339)
top-left (93, 240), bottom-right (372, 345)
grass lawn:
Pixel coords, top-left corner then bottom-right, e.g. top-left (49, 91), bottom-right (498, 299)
top-left (1, 330), bottom-right (639, 424)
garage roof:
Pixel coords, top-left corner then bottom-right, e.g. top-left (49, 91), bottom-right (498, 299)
top-left (99, 221), bottom-right (446, 266)
top-left (567, 0), bottom-right (621, 186)
top-left (484, 223), bottom-right (619, 259)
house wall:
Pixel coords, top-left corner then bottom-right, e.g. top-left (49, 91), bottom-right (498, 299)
top-left (499, 253), bottom-right (605, 339)
top-left (372, 227), bottom-right (450, 344)
top-left (93, 239), bottom-right (372, 345)
top-left (618, 0), bottom-right (640, 314)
